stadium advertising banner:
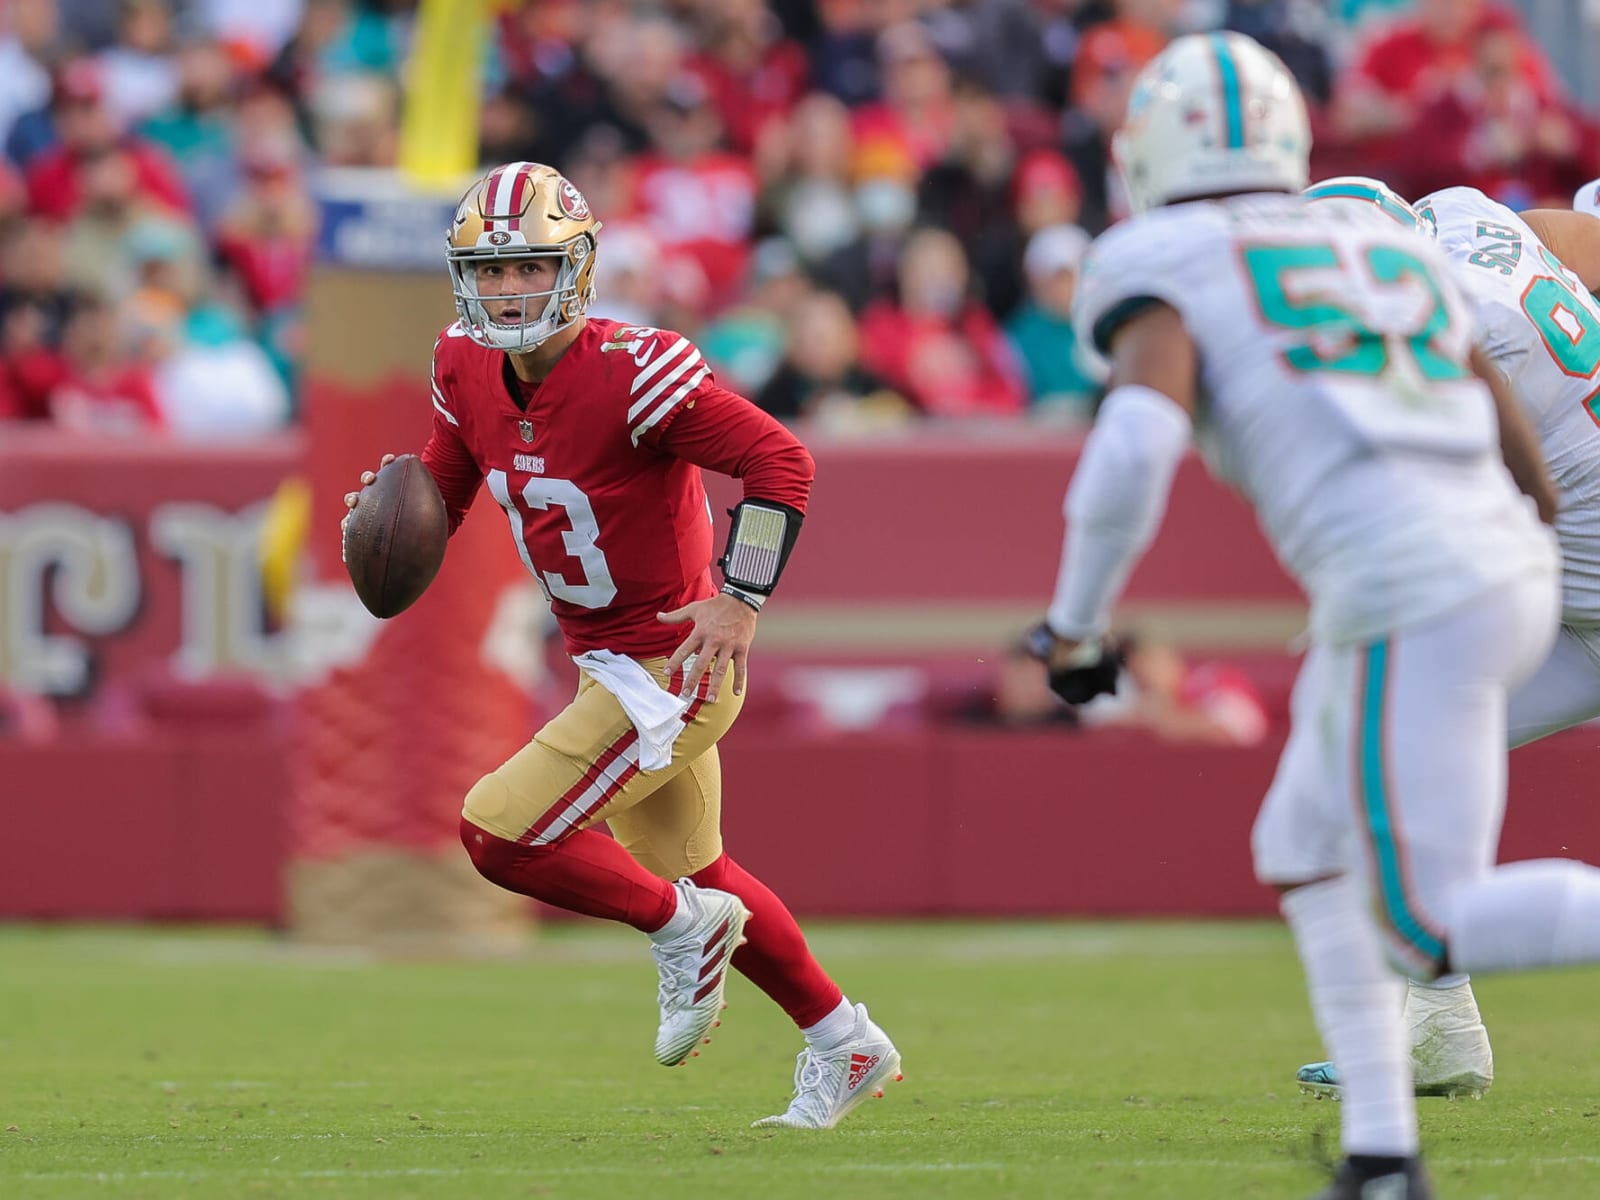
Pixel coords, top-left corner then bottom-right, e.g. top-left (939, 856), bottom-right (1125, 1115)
top-left (0, 430), bottom-right (303, 709)
top-left (312, 168), bottom-right (464, 271)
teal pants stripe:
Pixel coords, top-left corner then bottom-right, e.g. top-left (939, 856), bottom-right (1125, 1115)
top-left (1358, 639), bottom-right (1446, 966)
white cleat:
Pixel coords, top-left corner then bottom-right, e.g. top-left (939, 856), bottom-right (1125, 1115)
top-left (1297, 978), bottom-right (1493, 1101)
top-left (1405, 978), bottom-right (1493, 1099)
top-left (651, 881), bottom-right (751, 1067)
top-left (752, 1004), bottom-right (903, 1129)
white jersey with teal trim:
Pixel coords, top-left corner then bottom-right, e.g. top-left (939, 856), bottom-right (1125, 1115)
top-left (1419, 186), bottom-right (1600, 625)
top-left (1074, 192), bottom-right (1556, 646)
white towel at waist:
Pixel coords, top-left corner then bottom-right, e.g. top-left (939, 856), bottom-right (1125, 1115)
top-left (572, 649), bottom-right (694, 771)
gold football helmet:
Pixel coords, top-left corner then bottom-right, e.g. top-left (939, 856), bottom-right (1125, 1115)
top-left (446, 161), bottom-right (603, 352)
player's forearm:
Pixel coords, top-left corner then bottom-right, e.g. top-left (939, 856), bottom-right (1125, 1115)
top-left (658, 386), bottom-right (815, 511)
top-left (420, 428), bottom-right (483, 535)
top-left (1046, 385), bottom-right (1191, 639)
top-left (1522, 209), bottom-right (1600, 293)
top-left (1471, 346), bottom-right (1558, 525)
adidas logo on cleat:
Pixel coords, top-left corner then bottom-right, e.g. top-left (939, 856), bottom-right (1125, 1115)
top-left (846, 1052), bottom-right (881, 1091)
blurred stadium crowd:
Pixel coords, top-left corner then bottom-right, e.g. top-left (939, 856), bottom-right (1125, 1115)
top-left (2, 0), bottom-right (1597, 437)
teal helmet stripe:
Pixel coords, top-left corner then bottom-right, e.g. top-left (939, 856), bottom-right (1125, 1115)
top-left (1304, 180), bottom-right (1423, 231)
top-left (1210, 33), bottom-right (1245, 149)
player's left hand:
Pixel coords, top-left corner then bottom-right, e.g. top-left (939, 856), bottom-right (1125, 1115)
top-left (658, 594), bottom-right (758, 702)
top-left (1023, 622), bottom-right (1123, 705)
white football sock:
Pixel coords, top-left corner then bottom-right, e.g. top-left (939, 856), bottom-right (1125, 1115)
top-left (802, 996), bottom-right (856, 1050)
top-left (1447, 859), bottom-right (1600, 973)
top-left (1282, 876), bottom-right (1416, 1157)
top-left (648, 882), bottom-right (694, 944)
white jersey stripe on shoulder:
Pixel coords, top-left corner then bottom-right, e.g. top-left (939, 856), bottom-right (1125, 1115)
top-left (631, 364), bottom-right (710, 445)
top-left (627, 347), bottom-right (703, 420)
top-left (431, 380), bottom-right (459, 426)
top-left (628, 336), bottom-right (692, 396)
top-left (428, 333), bottom-right (459, 426)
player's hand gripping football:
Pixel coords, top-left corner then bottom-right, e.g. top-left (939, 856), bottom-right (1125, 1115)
top-left (1023, 622), bottom-right (1124, 705)
top-left (340, 453), bottom-right (396, 562)
top-left (659, 594), bottom-right (758, 703)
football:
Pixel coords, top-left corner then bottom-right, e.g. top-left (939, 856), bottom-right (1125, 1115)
top-left (342, 454), bottom-right (448, 618)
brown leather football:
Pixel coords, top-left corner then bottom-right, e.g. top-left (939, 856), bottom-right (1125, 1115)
top-left (342, 455), bottom-right (448, 618)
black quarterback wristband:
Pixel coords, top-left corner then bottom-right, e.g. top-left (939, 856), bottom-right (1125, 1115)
top-left (718, 500), bottom-right (803, 597)
top-left (721, 583), bottom-right (765, 612)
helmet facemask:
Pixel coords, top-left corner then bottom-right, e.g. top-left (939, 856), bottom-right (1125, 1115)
top-left (448, 235), bottom-right (597, 353)
top-left (444, 162), bottom-right (603, 353)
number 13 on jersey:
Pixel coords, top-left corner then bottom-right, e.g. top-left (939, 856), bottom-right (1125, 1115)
top-left (486, 468), bottom-right (618, 608)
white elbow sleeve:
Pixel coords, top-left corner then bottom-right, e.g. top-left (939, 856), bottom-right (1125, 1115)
top-left (1047, 384), bottom-right (1192, 640)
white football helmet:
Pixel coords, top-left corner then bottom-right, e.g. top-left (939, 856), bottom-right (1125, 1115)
top-left (1113, 32), bottom-right (1310, 214)
top-left (1303, 176), bottom-right (1432, 236)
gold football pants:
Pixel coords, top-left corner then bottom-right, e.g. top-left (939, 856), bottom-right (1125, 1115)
top-left (461, 657), bottom-right (742, 880)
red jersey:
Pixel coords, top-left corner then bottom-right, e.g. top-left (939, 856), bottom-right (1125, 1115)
top-left (422, 317), bottom-right (813, 657)
top-left (625, 153), bottom-right (758, 310)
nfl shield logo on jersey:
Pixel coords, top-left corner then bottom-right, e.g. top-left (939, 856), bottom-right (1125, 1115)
top-left (518, 419), bottom-right (534, 443)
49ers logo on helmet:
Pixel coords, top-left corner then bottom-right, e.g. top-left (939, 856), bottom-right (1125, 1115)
top-left (558, 179), bottom-right (591, 220)
top-left (488, 230), bottom-right (512, 245)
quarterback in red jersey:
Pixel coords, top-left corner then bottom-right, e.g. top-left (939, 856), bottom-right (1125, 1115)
top-left (343, 161), bottom-right (901, 1127)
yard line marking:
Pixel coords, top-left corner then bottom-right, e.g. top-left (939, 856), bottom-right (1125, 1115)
top-left (17, 1156), bottom-right (1600, 1183)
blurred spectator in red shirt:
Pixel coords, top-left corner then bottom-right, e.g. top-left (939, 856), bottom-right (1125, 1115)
top-left (850, 21), bottom-right (956, 174)
top-left (1331, 0), bottom-right (1559, 186)
top-left (629, 72), bottom-right (758, 314)
top-left (214, 135), bottom-right (315, 317)
top-left (0, 217), bottom-right (72, 421)
top-left (1408, 23), bottom-right (1600, 206)
top-left (47, 292), bottom-right (164, 434)
top-left (857, 226), bottom-right (1026, 417)
top-left (25, 59), bottom-right (190, 221)
top-left (1078, 635), bottom-right (1271, 747)
top-left (688, 0), bottom-right (810, 157)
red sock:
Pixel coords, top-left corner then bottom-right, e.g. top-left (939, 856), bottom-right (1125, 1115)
top-left (461, 817), bottom-right (676, 933)
top-left (690, 853), bottom-right (844, 1028)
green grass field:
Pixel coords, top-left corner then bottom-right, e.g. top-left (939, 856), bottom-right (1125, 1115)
top-left (2, 922), bottom-right (1597, 1200)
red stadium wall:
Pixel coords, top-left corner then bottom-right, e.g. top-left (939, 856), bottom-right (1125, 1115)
top-left (3, 419), bottom-right (1597, 921)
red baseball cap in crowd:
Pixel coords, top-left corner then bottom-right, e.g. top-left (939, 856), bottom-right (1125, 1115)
top-left (53, 58), bottom-right (104, 106)
top-left (1013, 149), bottom-right (1081, 207)
top-left (1071, 23), bottom-right (1164, 108)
